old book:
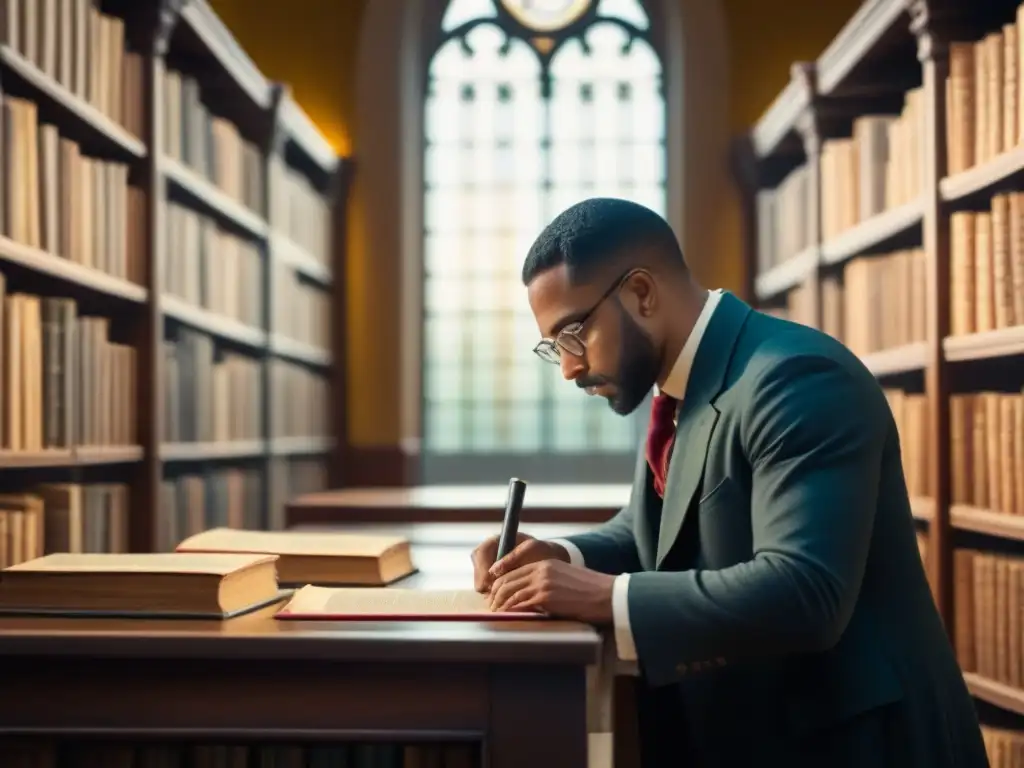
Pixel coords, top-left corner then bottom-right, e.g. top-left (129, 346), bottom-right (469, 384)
top-left (947, 42), bottom-right (975, 173)
top-left (0, 552), bottom-right (283, 618)
top-left (953, 549), bottom-right (976, 671)
top-left (276, 585), bottom-right (547, 621)
top-left (975, 211), bottom-right (995, 333)
top-left (176, 526), bottom-right (416, 586)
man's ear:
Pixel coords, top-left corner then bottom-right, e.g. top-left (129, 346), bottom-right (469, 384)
top-left (622, 270), bottom-right (657, 318)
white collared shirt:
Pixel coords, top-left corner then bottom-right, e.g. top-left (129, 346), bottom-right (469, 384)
top-left (552, 289), bottom-right (723, 662)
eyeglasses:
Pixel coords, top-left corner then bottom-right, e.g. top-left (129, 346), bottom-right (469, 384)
top-left (532, 269), bottom-right (639, 364)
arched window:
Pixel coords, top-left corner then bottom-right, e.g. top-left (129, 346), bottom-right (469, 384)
top-left (421, 0), bottom-right (665, 484)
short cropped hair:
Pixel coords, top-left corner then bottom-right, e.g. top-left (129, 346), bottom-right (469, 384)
top-left (521, 197), bottom-right (686, 286)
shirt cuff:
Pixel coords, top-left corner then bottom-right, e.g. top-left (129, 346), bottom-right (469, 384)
top-left (550, 538), bottom-right (585, 567)
top-left (612, 573), bottom-right (638, 662)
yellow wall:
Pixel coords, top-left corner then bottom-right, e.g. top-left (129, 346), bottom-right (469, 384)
top-left (211, 0), bottom-right (860, 447)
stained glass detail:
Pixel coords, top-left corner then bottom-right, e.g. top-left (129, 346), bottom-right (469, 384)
top-left (532, 36), bottom-right (556, 54)
top-left (441, 0), bottom-right (497, 32)
top-left (423, 0), bottom-right (664, 476)
top-left (500, 0), bottom-right (593, 32)
top-left (596, 0), bottom-right (650, 29)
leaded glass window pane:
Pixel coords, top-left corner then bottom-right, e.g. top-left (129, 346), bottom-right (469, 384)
top-left (423, 0), bottom-right (664, 475)
top-left (441, 0), bottom-right (497, 32)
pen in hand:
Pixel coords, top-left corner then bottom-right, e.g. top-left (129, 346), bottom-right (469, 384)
top-left (496, 477), bottom-right (527, 562)
top-left (485, 478), bottom-right (528, 611)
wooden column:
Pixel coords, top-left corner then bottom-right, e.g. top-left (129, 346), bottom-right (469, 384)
top-left (132, 0), bottom-right (184, 553)
top-left (330, 161), bottom-right (354, 489)
top-left (909, 0), bottom-right (956, 629)
top-left (793, 63), bottom-right (824, 330)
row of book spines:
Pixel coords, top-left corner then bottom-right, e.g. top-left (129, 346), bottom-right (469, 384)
top-left (950, 197), bottom-right (1024, 337)
top-left (0, 741), bottom-right (478, 767)
top-left (754, 164), bottom-right (811, 271)
top-left (947, 9), bottom-right (1024, 174)
top-left (270, 159), bottom-right (333, 264)
top-left (273, 273), bottom-right (332, 348)
top-left (162, 342), bottom-right (264, 444)
top-left (164, 201), bottom-right (263, 327)
top-left (820, 90), bottom-right (925, 240)
top-left (954, 548), bottom-right (1024, 690)
top-left (883, 389), bottom-right (932, 500)
top-left (1, 0), bottom-right (142, 135)
top-left (819, 249), bottom-right (928, 357)
top-left (4, 2), bottom-right (336, 211)
top-left (755, 89), bottom-right (924, 270)
top-left (2, 289), bottom-right (136, 452)
top-left (0, 483), bottom-right (128, 569)
top-left (983, 724), bottom-right (1024, 768)
top-left (4, 94), bottom-right (144, 283)
top-left (162, 68), bottom-right (264, 214)
top-left (950, 391), bottom-right (1024, 517)
top-left (770, 281), bottom-right (815, 327)
top-left (158, 471), bottom-right (264, 551)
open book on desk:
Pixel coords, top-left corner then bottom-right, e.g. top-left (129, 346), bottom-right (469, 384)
top-left (276, 585), bottom-right (549, 621)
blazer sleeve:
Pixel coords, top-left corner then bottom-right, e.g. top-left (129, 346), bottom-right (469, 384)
top-left (562, 440), bottom-right (647, 575)
top-left (625, 352), bottom-right (888, 686)
top-left (563, 504), bottom-right (643, 575)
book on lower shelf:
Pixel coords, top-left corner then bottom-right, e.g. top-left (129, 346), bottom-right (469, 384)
top-left (276, 585), bottom-right (547, 621)
top-left (0, 483), bottom-right (130, 569)
top-left (0, 552), bottom-right (284, 618)
top-left (158, 469), bottom-right (264, 552)
top-left (176, 526), bottom-right (416, 586)
top-left (954, 549), bottom-right (1024, 689)
top-left (1, 275), bottom-right (138, 454)
top-left (982, 725), bottom-right (1024, 767)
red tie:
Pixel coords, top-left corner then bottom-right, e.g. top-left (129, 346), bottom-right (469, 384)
top-left (646, 392), bottom-right (678, 498)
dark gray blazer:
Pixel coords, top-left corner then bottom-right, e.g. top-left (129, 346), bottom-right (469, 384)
top-left (565, 292), bottom-right (987, 767)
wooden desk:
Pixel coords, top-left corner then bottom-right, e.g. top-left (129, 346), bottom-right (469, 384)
top-left (0, 543), bottom-right (603, 767)
top-left (292, 521), bottom-right (636, 768)
top-left (286, 484), bottom-right (631, 528)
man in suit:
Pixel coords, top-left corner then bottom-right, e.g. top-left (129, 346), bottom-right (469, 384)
top-left (471, 198), bottom-right (987, 767)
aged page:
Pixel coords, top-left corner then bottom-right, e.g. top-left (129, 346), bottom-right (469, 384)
top-left (279, 585), bottom-right (546, 618)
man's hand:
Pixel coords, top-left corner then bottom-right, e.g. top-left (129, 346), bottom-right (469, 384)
top-left (488, 559), bottom-right (616, 624)
top-left (471, 533), bottom-right (569, 593)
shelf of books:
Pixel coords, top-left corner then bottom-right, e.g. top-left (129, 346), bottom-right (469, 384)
top-left (735, 0), bottom-right (1024, 756)
top-left (0, 2), bottom-right (347, 559)
top-left (265, 85), bottom-right (338, 529)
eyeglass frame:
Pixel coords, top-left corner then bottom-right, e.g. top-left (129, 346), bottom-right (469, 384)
top-left (532, 268), bottom-right (644, 364)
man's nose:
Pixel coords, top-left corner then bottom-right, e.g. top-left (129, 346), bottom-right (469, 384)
top-left (560, 352), bottom-right (585, 381)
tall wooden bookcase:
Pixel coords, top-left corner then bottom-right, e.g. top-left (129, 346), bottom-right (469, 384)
top-left (0, 0), bottom-right (349, 557)
top-left (734, 0), bottom-right (1024, 734)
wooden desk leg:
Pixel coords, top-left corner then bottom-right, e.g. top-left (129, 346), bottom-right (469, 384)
top-left (488, 665), bottom-right (588, 768)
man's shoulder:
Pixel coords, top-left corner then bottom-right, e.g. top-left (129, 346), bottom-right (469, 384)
top-left (726, 312), bottom-right (873, 400)
top-left (742, 310), bottom-right (856, 368)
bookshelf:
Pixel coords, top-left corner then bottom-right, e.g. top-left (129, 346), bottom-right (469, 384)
top-left (734, 0), bottom-right (1024, 752)
top-left (0, 1), bottom-right (348, 561)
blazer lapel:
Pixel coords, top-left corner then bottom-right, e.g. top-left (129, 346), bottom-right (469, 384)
top-left (656, 405), bottom-right (719, 566)
top-left (655, 292), bottom-right (751, 569)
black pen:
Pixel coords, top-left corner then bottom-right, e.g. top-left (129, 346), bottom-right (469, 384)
top-left (496, 477), bottom-right (527, 560)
